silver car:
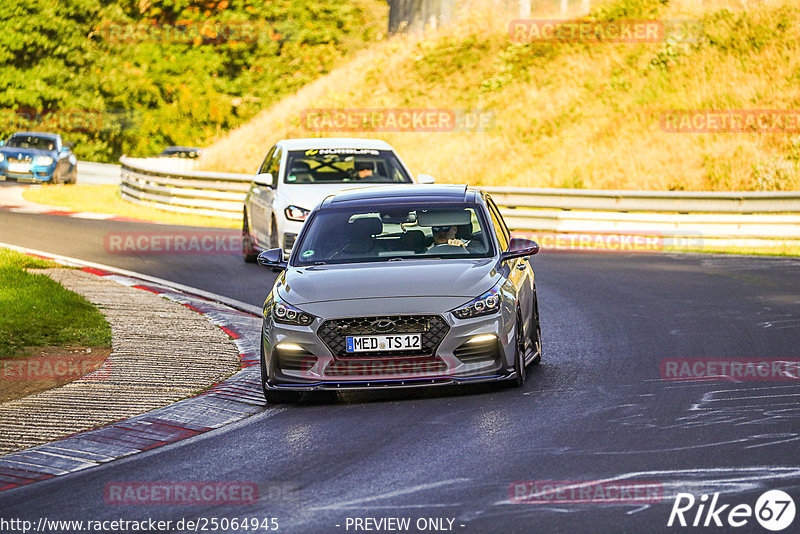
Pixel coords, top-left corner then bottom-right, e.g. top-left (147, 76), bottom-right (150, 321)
top-left (242, 138), bottom-right (435, 260)
top-left (257, 184), bottom-right (542, 403)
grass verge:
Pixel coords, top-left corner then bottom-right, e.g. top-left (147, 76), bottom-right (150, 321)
top-left (0, 248), bottom-right (112, 359)
top-left (22, 185), bottom-right (238, 229)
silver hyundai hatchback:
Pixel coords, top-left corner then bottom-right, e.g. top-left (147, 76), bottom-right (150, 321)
top-left (257, 184), bottom-right (542, 402)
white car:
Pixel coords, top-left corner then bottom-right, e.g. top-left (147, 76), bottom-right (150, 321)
top-left (242, 138), bottom-right (435, 261)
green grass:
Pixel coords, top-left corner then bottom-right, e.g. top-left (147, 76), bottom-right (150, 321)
top-left (23, 185), bottom-right (238, 229)
top-left (0, 249), bottom-right (112, 358)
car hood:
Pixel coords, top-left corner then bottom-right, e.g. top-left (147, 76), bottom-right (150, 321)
top-left (0, 147), bottom-right (55, 159)
top-left (277, 183), bottom-right (397, 211)
top-left (278, 258), bottom-right (501, 307)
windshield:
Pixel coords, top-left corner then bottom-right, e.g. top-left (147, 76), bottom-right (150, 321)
top-left (6, 135), bottom-right (56, 150)
top-left (293, 204), bottom-right (492, 265)
top-left (285, 149), bottom-right (412, 184)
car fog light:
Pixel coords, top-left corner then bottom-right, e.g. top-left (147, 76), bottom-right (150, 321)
top-left (466, 334), bottom-right (497, 344)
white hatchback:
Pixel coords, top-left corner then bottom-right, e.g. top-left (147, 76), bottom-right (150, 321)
top-left (242, 138), bottom-right (434, 261)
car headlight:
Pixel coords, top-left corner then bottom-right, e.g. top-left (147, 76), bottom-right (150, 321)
top-left (284, 205), bottom-right (309, 222)
top-left (452, 286), bottom-right (501, 319)
top-left (34, 156), bottom-right (53, 166)
top-left (265, 292), bottom-right (314, 326)
top-left (0, 154), bottom-right (4, 163)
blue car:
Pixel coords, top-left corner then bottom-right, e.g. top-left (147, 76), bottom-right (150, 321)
top-left (0, 132), bottom-right (77, 184)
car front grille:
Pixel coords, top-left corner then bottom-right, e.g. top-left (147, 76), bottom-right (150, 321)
top-left (326, 356), bottom-right (447, 377)
top-left (453, 339), bottom-right (501, 364)
top-left (318, 315), bottom-right (449, 357)
top-left (8, 157), bottom-right (32, 164)
top-left (275, 347), bottom-right (316, 372)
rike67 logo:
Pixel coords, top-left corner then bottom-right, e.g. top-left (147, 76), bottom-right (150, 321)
top-left (668, 490), bottom-right (796, 531)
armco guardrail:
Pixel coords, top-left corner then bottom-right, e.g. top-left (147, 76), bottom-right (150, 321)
top-left (120, 156), bottom-right (250, 219)
top-left (77, 161), bottom-right (122, 185)
top-left (119, 156), bottom-right (800, 243)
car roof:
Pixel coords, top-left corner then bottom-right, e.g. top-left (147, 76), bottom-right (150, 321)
top-left (322, 184), bottom-right (481, 208)
top-left (10, 132), bottom-right (60, 139)
top-left (276, 138), bottom-right (395, 151)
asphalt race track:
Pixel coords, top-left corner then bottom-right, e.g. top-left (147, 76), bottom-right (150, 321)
top-left (2, 209), bottom-right (800, 533)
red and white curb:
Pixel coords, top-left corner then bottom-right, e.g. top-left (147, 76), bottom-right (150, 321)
top-left (0, 244), bottom-right (270, 493)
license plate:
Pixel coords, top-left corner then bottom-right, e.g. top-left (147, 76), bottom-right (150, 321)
top-left (346, 334), bottom-right (422, 353)
top-left (8, 163), bottom-right (31, 173)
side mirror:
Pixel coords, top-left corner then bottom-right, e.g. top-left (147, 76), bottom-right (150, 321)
top-left (254, 172), bottom-right (273, 188)
top-left (257, 248), bottom-right (287, 270)
top-left (416, 174), bottom-right (436, 184)
top-left (500, 238), bottom-right (540, 262)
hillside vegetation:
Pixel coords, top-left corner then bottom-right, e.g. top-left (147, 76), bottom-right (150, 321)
top-left (199, 0), bottom-right (800, 191)
top-left (0, 0), bottom-right (386, 162)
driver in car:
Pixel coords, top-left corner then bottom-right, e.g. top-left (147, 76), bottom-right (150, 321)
top-left (430, 226), bottom-right (467, 248)
top-left (353, 160), bottom-right (374, 179)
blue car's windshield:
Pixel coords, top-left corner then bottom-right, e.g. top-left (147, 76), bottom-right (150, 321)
top-left (285, 149), bottom-right (412, 184)
top-left (6, 136), bottom-right (55, 150)
top-left (293, 204), bottom-right (493, 265)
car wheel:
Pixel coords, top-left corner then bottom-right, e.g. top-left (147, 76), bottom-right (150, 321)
top-left (264, 386), bottom-right (302, 404)
top-left (269, 218), bottom-right (279, 250)
top-left (507, 309), bottom-right (526, 387)
top-left (531, 291), bottom-right (542, 365)
top-left (242, 210), bottom-right (258, 263)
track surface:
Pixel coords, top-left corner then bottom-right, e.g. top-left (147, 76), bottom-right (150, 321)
top-left (2, 209), bottom-right (800, 533)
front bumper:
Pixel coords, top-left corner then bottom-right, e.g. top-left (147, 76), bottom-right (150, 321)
top-left (265, 373), bottom-right (516, 392)
top-left (262, 307), bottom-right (518, 392)
top-left (0, 163), bottom-right (56, 182)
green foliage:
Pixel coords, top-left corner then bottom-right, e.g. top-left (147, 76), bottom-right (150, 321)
top-left (0, 0), bottom-right (385, 162)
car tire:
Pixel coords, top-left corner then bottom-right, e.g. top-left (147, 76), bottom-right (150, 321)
top-left (263, 386), bottom-right (302, 404)
top-left (269, 218), bottom-right (279, 250)
top-left (507, 309), bottom-right (526, 387)
top-left (531, 291), bottom-right (542, 366)
top-left (242, 210), bottom-right (258, 263)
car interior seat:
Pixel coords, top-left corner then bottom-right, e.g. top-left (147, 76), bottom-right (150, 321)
top-left (343, 217), bottom-right (382, 255)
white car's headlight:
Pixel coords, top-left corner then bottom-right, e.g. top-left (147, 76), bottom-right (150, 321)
top-left (34, 156), bottom-right (54, 166)
top-left (284, 205), bottom-right (309, 222)
top-left (452, 286), bottom-right (501, 319)
top-left (265, 292), bottom-right (314, 326)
